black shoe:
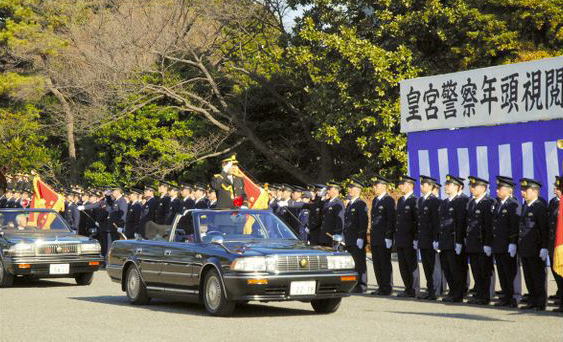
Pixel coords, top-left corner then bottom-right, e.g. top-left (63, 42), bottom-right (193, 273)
top-left (552, 307), bottom-right (563, 313)
top-left (535, 306), bottom-right (546, 311)
top-left (548, 295), bottom-right (557, 300)
top-left (467, 298), bottom-right (488, 305)
top-left (520, 304), bottom-right (536, 310)
top-left (494, 301), bottom-right (509, 307)
top-left (372, 289), bottom-right (391, 296)
top-left (442, 296), bottom-right (462, 303)
top-left (351, 286), bottom-right (364, 294)
top-left (397, 290), bottom-right (415, 298)
top-left (418, 292), bottom-right (436, 300)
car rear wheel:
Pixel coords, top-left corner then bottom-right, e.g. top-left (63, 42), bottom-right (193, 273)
top-left (0, 258), bottom-right (14, 288)
top-left (75, 272), bottom-right (94, 286)
top-left (125, 266), bottom-right (150, 305)
top-left (203, 268), bottom-right (235, 316)
top-left (311, 298), bottom-right (342, 314)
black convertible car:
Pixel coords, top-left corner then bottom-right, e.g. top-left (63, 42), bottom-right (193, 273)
top-left (106, 209), bottom-right (358, 316)
top-left (0, 209), bottom-right (103, 287)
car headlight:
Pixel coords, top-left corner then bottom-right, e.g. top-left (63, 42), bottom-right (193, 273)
top-left (80, 242), bottom-right (101, 254)
top-left (6, 243), bottom-right (36, 257)
top-left (327, 255), bottom-right (355, 270)
top-left (231, 256), bottom-right (276, 272)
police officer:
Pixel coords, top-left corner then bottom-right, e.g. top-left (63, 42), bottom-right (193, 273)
top-left (180, 184), bottom-right (195, 212)
top-left (394, 175), bottom-right (418, 297)
top-left (156, 183), bottom-right (171, 224)
top-left (416, 175), bottom-right (441, 300)
top-left (491, 176), bottom-right (520, 307)
top-left (518, 178), bottom-right (548, 311)
top-left (548, 176), bottom-right (563, 312)
top-left (319, 183), bottom-right (344, 246)
top-left (166, 185), bottom-right (184, 224)
top-left (464, 176), bottom-right (494, 305)
top-left (194, 184), bottom-right (210, 209)
top-left (125, 189), bottom-right (143, 238)
top-left (439, 175), bottom-right (468, 303)
top-left (211, 155), bottom-right (245, 209)
top-left (344, 179), bottom-right (368, 293)
top-left (370, 175), bottom-right (395, 296)
top-left (305, 184), bottom-right (325, 245)
top-left (207, 188), bottom-right (217, 209)
top-left (297, 191), bottom-right (312, 242)
top-left (140, 186), bottom-right (159, 237)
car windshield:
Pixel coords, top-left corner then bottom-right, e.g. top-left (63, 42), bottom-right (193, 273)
top-left (195, 211), bottom-right (297, 242)
top-left (0, 210), bottom-right (71, 232)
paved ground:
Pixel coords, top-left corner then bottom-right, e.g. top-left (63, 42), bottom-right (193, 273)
top-left (1, 260), bottom-right (562, 342)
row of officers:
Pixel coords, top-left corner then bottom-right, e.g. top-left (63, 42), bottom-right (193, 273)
top-left (61, 183), bottom-right (217, 256)
top-left (267, 175), bottom-right (562, 313)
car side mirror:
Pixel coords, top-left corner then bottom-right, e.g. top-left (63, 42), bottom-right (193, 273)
top-left (210, 235), bottom-right (225, 246)
top-left (332, 234), bottom-right (343, 244)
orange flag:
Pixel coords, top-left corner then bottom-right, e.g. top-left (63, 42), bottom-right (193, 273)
top-left (554, 195), bottom-right (563, 277)
top-left (235, 169), bottom-right (269, 234)
top-left (29, 176), bottom-right (65, 229)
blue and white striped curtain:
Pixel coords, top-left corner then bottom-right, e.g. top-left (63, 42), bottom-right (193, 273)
top-left (407, 119), bottom-right (563, 201)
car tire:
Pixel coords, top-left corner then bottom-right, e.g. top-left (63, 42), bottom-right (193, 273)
top-left (74, 272), bottom-right (94, 286)
top-left (311, 298), bottom-right (342, 314)
top-left (125, 266), bottom-right (151, 305)
top-left (203, 268), bottom-right (235, 316)
top-left (0, 258), bottom-right (14, 288)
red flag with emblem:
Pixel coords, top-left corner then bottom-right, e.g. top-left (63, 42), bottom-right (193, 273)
top-left (29, 176), bottom-right (65, 229)
top-left (554, 195), bottom-right (563, 277)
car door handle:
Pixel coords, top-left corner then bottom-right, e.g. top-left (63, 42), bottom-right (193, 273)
top-left (164, 250), bottom-right (172, 256)
top-left (135, 248), bottom-right (143, 255)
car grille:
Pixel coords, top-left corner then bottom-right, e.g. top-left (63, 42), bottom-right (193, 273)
top-left (275, 255), bottom-right (328, 272)
top-left (36, 243), bottom-right (80, 256)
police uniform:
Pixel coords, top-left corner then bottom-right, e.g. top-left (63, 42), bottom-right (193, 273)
top-left (140, 188), bottom-right (159, 238)
top-left (370, 176), bottom-right (395, 296)
top-left (304, 185), bottom-right (324, 245)
top-left (166, 187), bottom-right (184, 224)
top-left (344, 179), bottom-right (368, 292)
top-left (125, 192), bottom-right (143, 239)
top-left (211, 155), bottom-right (246, 209)
top-left (156, 189), bottom-right (171, 225)
top-left (518, 178), bottom-right (549, 310)
top-left (319, 183), bottom-right (344, 246)
top-left (465, 176), bottom-right (494, 305)
top-left (491, 176), bottom-right (520, 307)
top-left (394, 176), bottom-right (419, 297)
top-left (416, 176), bottom-right (441, 300)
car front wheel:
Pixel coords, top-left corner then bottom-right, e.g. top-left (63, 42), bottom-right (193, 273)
top-left (0, 258), bottom-right (14, 288)
top-left (125, 266), bottom-right (150, 305)
top-left (75, 272), bottom-right (94, 286)
top-left (203, 268), bottom-right (235, 316)
top-left (311, 298), bottom-right (342, 314)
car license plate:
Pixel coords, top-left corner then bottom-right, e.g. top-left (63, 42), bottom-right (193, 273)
top-left (49, 264), bottom-right (70, 275)
top-left (290, 281), bottom-right (316, 296)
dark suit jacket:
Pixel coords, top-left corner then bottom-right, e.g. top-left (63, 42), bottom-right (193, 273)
top-left (438, 194), bottom-right (468, 250)
top-left (125, 201), bottom-right (142, 238)
top-left (491, 197), bottom-right (520, 254)
top-left (416, 194), bottom-right (440, 249)
top-left (320, 198), bottom-right (344, 245)
top-left (156, 195), bottom-right (171, 224)
top-left (465, 196), bottom-right (493, 253)
top-left (548, 196), bottom-right (560, 252)
top-left (518, 199), bottom-right (548, 257)
top-left (211, 172), bottom-right (245, 209)
top-left (344, 199), bottom-right (368, 247)
top-left (370, 194), bottom-right (396, 247)
top-left (395, 194), bottom-right (418, 248)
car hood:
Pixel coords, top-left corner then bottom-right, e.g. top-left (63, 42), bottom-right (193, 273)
top-left (222, 240), bottom-right (337, 256)
top-left (3, 232), bottom-right (92, 244)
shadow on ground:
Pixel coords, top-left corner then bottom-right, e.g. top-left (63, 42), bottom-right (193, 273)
top-left (69, 295), bottom-right (318, 317)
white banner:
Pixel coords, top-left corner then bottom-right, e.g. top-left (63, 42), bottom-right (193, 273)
top-left (400, 56), bottom-right (563, 133)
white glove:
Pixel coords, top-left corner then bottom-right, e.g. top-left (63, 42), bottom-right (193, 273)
top-left (455, 243), bottom-right (462, 255)
top-left (385, 239), bottom-right (393, 249)
top-left (357, 238), bottom-right (364, 249)
top-left (117, 227), bottom-right (124, 234)
top-left (432, 241), bottom-right (439, 251)
top-left (222, 162), bottom-right (233, 173)
top-left (483, 245), bottom-right (492, 257)
top-left (508, 244), bottom-right (517, 258)
top-left (277, 201), bottom-right (288, 207)
top-left (305, 228), bottom-right (310, 234)
top-left (413, 240), bottom-right (418, 250)
top-left (77, 205), bottom-right (85, 211)
top-left (539, 248), bottom-right (548, 261)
